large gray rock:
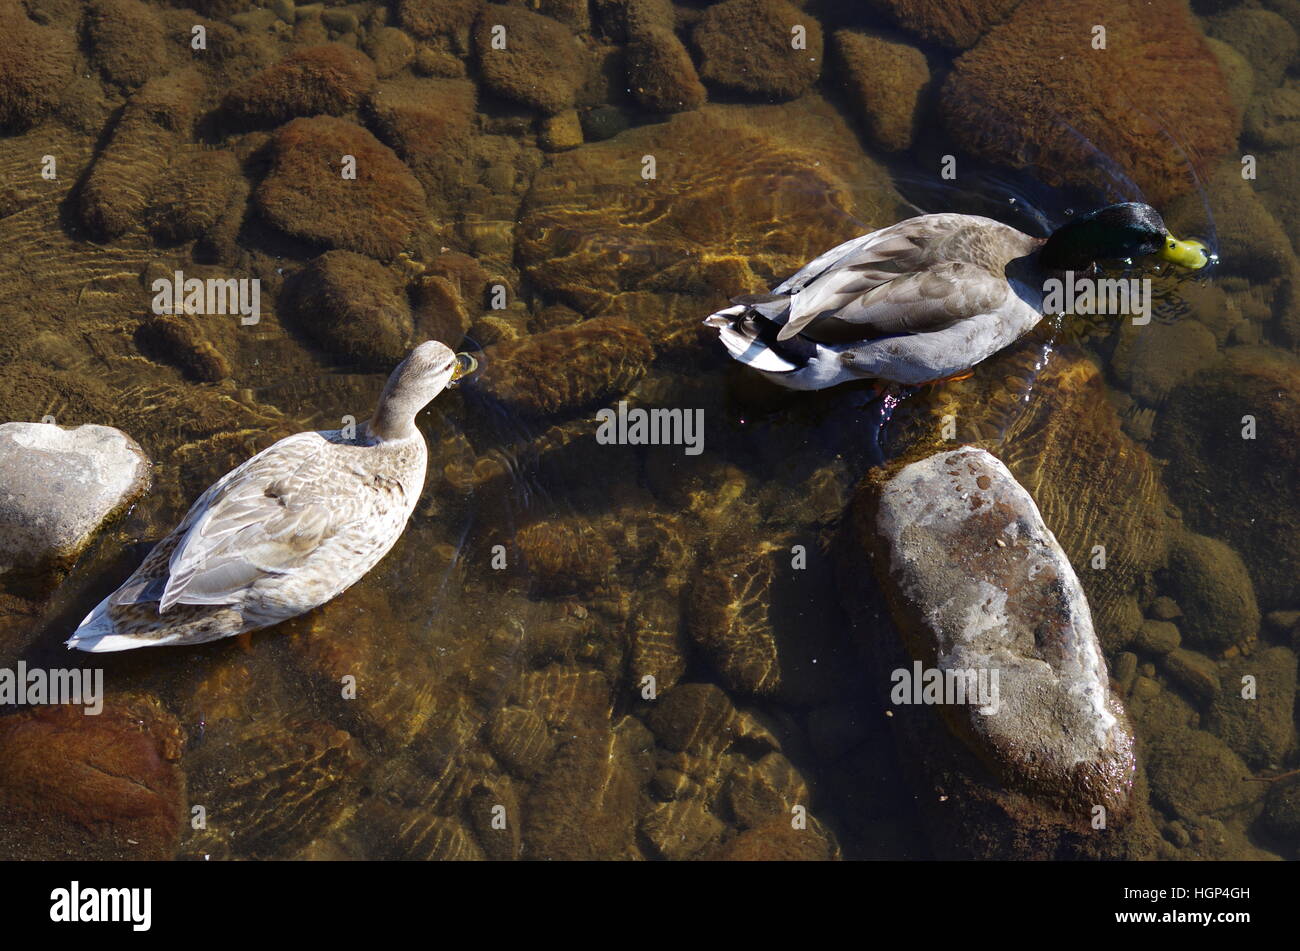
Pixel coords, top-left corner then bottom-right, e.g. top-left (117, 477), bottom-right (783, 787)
top-left (869, 446), bottom-right (1136, 816)
top-left (0, 423), bottom-right (151, 573)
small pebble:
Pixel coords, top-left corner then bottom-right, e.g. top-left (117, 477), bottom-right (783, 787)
top-left (540, 111), bottom-right (583, 151)
top-left (1114, 651), bottom-right (1138, 696)
top-left (1134, 619), bottom-right (1181, 656)
top-left (1149, 596), bottom-right (1182, 621)
top-left (321, 8), bottom-right (359, 33)
top-left (1162, 648), bottom-right (1221, 701)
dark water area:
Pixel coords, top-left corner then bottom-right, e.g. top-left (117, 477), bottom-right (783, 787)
top-left (0, 0), bottom-right (1297, 862)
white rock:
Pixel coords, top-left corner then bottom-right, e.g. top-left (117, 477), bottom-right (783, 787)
top-left (0, 423), bottom-right (151, 573)
top-left (873, 446), bottom-right (1134, 812)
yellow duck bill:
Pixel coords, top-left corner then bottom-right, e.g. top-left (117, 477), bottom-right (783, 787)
top-left (1158, 235), bottom-right (1210, 269)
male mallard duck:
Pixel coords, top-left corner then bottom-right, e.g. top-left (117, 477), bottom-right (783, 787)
top-left (704, 202), bottom-right (1209, 389)
top-left (66, 341), bottom-right (477, 652)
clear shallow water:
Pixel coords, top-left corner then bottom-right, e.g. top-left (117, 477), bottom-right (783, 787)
top-left (0, 0), bottom-right (1296, 860)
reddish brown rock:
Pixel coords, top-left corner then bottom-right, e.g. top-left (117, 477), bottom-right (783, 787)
top-left (0, 0), bottom-right (75, 130)
top-left (0, 698), bottom-right (185, 860)
top-left (398, 0), bottom-right (483, 39)
top-left (832, 29), bottom-right (929, 152)
top-left (365, 78), bottom-right (477, 196)
top-left (865, 0), bottom-right (1022, 50)
top-left (255, 116), bottom-right (426, 261)
top-left (627, 25), bottom-right (706, 113)
top-left (941, 0), bottom-right (1239, 204)
top-left (473, 6), bottom-right (583, 114)
top-left (87, 0), bottom-right (169, 89)
top-left (223, 45), bottom-right (378, 126)
top-left (692, 0), bottom-right (823, 100)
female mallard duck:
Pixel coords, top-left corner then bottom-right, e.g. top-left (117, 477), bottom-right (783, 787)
top-left (66, 341), bottom-right (477, 652)
top-left (704, 202), bottom-right (1209, 389)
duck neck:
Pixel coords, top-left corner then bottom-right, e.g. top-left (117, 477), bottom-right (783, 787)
top-left (366, 389), bottom-right (420, 442)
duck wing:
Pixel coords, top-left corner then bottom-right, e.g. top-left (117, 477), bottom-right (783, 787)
top-left (157, 433), bottom-right (349, 613)
top-left (808, 262), bottom-right (1013, 340)
top-left (774, 214), bottom-right (1019, 341)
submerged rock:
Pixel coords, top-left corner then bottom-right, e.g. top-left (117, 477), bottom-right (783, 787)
top-left (398, 0), bottom-right (483, 39)
top-left (1163, 530), bottom-right (1260, 652)
top-left (222, 45), bottom-right (378, 127)
top-left (365, 78), bottom-right (477, 197)
top-left (1207, 647), bottom-right (1298, 769)
top-left (1154, 346), bottom-right (1299, 610)
top-left (186, 716), bottom-right (362, 859)
top-left (467, 317), bottom-right (653, 419)
top-left (1206, 6), bottom-right (1297, 90)
top-left (627, 25), bottom-right (706, 113)
top-left (692, 0), bottom-right (823, 100)
top-left (0, 423), bottom-right (151, 574)
top-left (0, 0), bottom-right (75, 130)
top-left (145, 148), bottom-right (244, 245)
top-left (517, 99), bottom-right (906, 346)
top-left (861, 0), bottom-right (1021, 49)
top-left (941, 0), bottom-right (1239, 205)
top-left (255, 116), bottom-right (426, 261)
top-left (832, 29), bottom-right (929, 153)
top-left (87, 0), bottom-right (169, 89)
top-left (522, 720), bottom-right (653, 859)
top-left (473, 6), bottom-right (582, 114)
top-left (860, 447), bottom-right (1138, 820)
top-left (0, 697), bottom-right (184, 861)
top-left (79, 70), bottom-right (206, 239)
top-left (286, 250), bottom-right (416, 369)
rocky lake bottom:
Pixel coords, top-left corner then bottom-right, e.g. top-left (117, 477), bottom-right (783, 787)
top-left (0, 0), bottom-right (1297, 861)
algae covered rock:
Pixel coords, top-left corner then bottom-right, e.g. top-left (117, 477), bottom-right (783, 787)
top-left (399, 0), bottom-right (483, 39)
top-left (1245, 82), bottom-right (1300, 150)
top-left (473, 6), bottom-right (582, 114)
top-left (941, 0), bottom-right (1239, 205)
top-left (1206, 647), bottom-right (1297, 769)
top-left (467, 317), bottom-right (653, 419)
top-left (286, 251), bottom-right (416, 369)
top-left (832, 29), bottom-right (929, 152)
top-left (365, 78), bottom-right (478, 196)
top-left (692, 0), bottom-right (823, 100)
top-left (522, 720), bottom-right (653, 859)
top-left (222, 45), bottom-right (378, 126)
top-left (255, 116), bottom-right (426, 261)
top-left (1154, 347), bottom-right (1298, 610)
top-left (1163, 530), bottom-right (1260, 653)
top-left (0, 698), bottom-right (184, 860)
top-left (861, 0), bottom-right (1021, 50)
top-left (627, 25), bottom-right (707, 113)
top-left (0, 423), bottom-right (151, 574)
top-left (1206, 6), bottom-right (1297, 90)
top-left (863, 446), bottom-right (1137, 817)
top-left (87, 0), bottom-right (169, 89)
top-left (145, 148), bottom-right (244, 244)
top-left (79, 70), bottom-right (206, 239)
top-left (0, 0), bottom-right (75, 130)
